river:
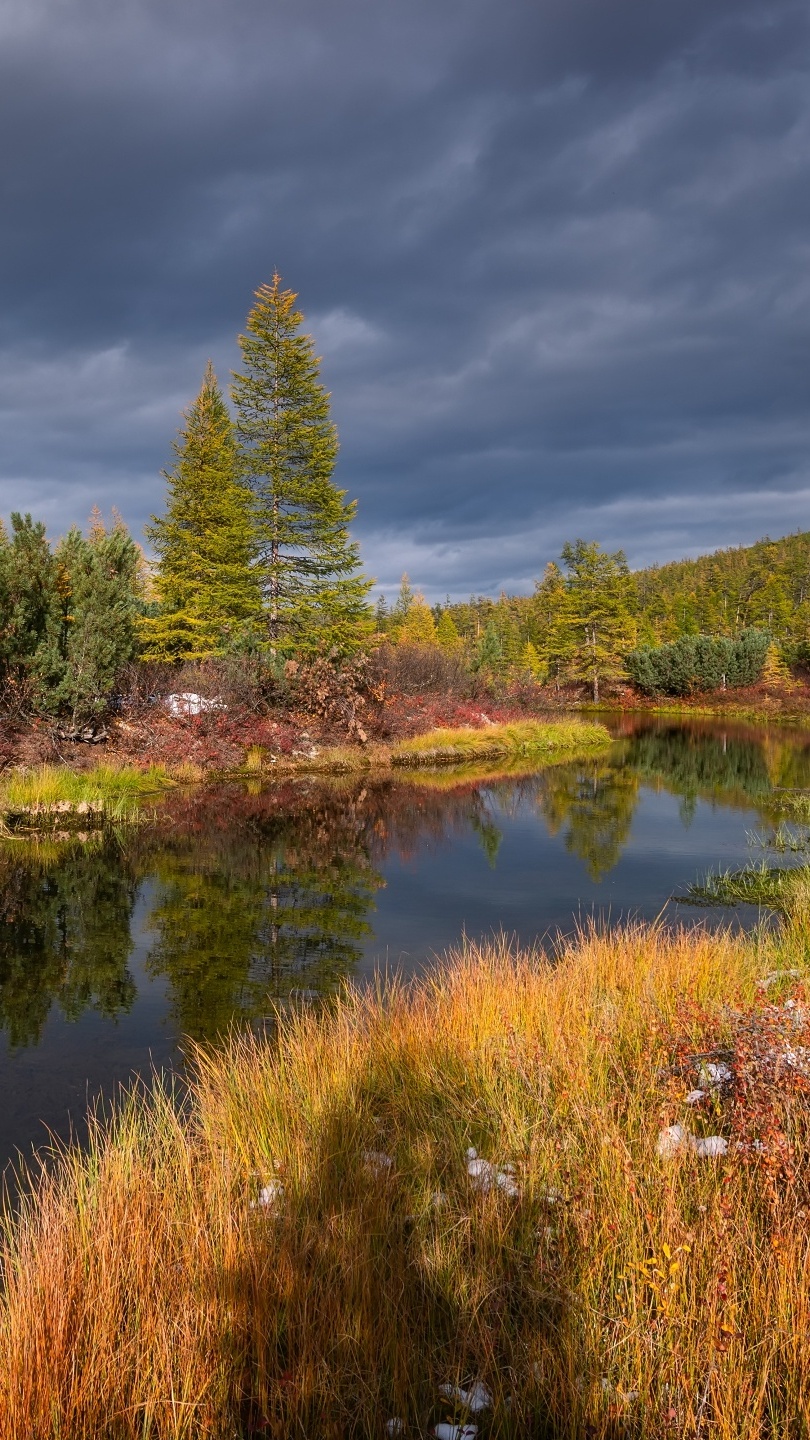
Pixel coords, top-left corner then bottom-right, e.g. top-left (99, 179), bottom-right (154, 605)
top-left (2, 713), bottom-right (809, 1173)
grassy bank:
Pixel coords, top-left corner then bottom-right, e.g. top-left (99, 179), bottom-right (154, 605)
top-left (390, 718), bottom-right (609, 766)
top-left (245, 719), bottom-right (612, 778)
top-left (2, 921), bottom-right (809, 1437)
top-left (0, 763), bottom-right (178, 829)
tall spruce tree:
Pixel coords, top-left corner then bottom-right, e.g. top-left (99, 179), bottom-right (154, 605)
top-left (142, 362), bottom-right (261, 661)
top-left (231, 274), bottom-right (373, 657)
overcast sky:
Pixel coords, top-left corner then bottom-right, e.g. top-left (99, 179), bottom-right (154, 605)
top-left (1, 0), bottom-right (808, 601)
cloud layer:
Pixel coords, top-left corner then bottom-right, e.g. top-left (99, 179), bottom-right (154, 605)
top-left (1, 0), bottom-right (808, 598)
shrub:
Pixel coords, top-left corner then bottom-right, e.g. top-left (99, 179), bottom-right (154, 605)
top-left (376, 642), bottom-right (473, 697)
top-left (627, 629), bottom-right (770, 696)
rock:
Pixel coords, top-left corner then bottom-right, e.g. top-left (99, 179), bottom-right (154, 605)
top-left (466, 1151), bottom-right (520, 1198)
top-left (251, 1179), bottom-right (284, 1211)
top-left (691, 1135), bottom-right (728, 1158)
top-left (362, 1149), bottom-right (393, 1176)
top-left (164, 692), bottom-right (224, 717)
top-left (433, 1426), bottom-right (478, 1440)
top-left (438, 1380), bottom-right (493, 1413)
top-left (758, 968), bottom-right (802, 989)
top-left (657, 1124), bottom-right (728, 1159)
top-left (698, 1062), bottom-right (732, 1087)
top-left (656, 1124), bottom-right (688, 1159)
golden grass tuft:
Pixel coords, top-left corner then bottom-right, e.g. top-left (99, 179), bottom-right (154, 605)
top-left (1, 924), bottom-right (809, 1436)
top-left (392, 718), bottom-right (610, 766)
top-left (0, 763), bottom-right (176, 827)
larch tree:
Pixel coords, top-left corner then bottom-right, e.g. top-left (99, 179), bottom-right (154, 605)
top-left (231, 275), bottom-right (373, 657)
top-left (560, 539), bottom-right (637, 701)
top-left (532, 561), bottom-right (573, 689)
top-left (142, 362), bottom-right (261, 661)
top-left (436, 608), bottom-right (463, 652)
top-left (396, 594), bottom-right (438, 646)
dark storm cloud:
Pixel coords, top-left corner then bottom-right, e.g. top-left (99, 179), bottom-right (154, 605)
top-left (1, 0), bottom-right (808, 597)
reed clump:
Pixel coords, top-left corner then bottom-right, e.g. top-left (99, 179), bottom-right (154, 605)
top-left (391, 718), bottom-right (610, 766)
top-left (0, 763), bottom-right (176, 828)
top-left (1, 924), bottom-right (809, 1437)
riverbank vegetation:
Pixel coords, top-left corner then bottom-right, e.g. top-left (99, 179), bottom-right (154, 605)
top-left (0, 763), bottom-right (178, 830)
top-left (390, 718), bottom-right (609, 767)
top-left (1, 919), bottom-right (809, 1437)
top-left (2, 270), bottom-right (810, 760)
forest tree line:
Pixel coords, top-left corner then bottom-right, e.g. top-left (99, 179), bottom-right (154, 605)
top-left (1, 273), bottom-right (807, 722)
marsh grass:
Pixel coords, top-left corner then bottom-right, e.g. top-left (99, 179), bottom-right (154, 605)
top-left (683, 860), bottom-right (803, 911)
top-left (2, 923), bottom-right (810, 1437)
top-left (391, 719), bottom-right (610, 766)
top-left (0, 763), bottom-right (177, 827)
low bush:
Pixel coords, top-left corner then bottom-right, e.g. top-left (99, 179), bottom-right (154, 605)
top-left (627, 629), bottom-right (770, 697)
top-left (376, 642), bottom-right (474, 697)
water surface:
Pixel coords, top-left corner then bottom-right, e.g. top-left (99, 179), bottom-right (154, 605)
top-left (2, 714), bottom-right (809, 1172)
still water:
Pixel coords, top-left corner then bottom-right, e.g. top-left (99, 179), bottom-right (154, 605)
top-left (2, 714), bottom-right (810, 1171)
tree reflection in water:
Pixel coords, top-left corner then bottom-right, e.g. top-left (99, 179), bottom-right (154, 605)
top-left (2, 720), bottom-right (810, 1045)
top-left (0, 837), bottom-right (137, 1048)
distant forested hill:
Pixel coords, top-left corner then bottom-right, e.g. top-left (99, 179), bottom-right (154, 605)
top-left (634, 531), bottom-right (810, 648)
top-left (430, 531), bottom-right (810, 669)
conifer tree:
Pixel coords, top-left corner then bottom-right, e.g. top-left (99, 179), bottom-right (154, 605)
top-left (35, 514), bottom-right (140, 725)
top-left (560, 540), bottom-right (636, 701)
top-left (0, 513), bottom-right (57, 688)
top-left (231, 275), bottom-right (372, 657)
top-left (532, 561), bottom-right (573, 689)
top-left (436, 609), bottom-right (463, 652)
top-left (520, 640), bottom-right (546, 680)
top-left (396, 594), bottom-right (438, 646)
top-left (475, 620), bottom-right (504, 674)
top-left (374, 594), bottom-right (389, 634)
top-left (142, 362), bottom-right (261, 660)
top-left (760, 641), bottom-right (795, 691)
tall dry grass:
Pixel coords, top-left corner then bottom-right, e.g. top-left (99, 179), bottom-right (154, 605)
top-left (1, 924), bottom-right (809, 1437)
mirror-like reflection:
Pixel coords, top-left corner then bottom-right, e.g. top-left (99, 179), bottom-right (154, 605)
top-left (3, 714), bottom-right (810, 1168)
top-left (0, 840), bottom-right (137, 1048)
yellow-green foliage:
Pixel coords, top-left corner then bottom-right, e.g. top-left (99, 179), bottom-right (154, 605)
top-left (1, 764), bottom-right (174, 824)
top-left (393, 718), bottom-right (610, 765)
top-left (2, 924), bottom-right (809, 1437)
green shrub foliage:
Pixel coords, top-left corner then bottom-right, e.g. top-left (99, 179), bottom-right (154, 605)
top-left (626, 628), bottom-right (770, 696)
top-left (0, 512), bottom-right (140, 725)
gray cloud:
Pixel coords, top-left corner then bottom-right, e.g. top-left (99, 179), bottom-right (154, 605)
top-left (0, 0), bottom-right (808, 599)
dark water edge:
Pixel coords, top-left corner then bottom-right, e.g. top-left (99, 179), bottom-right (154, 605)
top-left (2, 712), bottom-right (810, 1178)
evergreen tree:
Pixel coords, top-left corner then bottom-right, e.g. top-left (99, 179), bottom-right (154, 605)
top-left (436, 609), bottom-right (463, 652)
top-left (388, 573), bottom-right (415, 639)
top-left (142, 362), bottom-right (261, 661)
top-left (396, 594), bottom-right (438, 646)
top-left (232, 275), bottom-right (373, 656)
top-left (0, 513), bottom-right (58, 694)
top-left (520, 639), bottom-right (546, 680)
top-left (34, 514), bottom-right (140, 725)
top-left (374, 594), bottom-right (389, 634)
top-left (560, 540), bottom-right (637, 701)
top-left (474, 620), bottom-right (504, 673)
top-left (532, 562), bottom-right (573, 689)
